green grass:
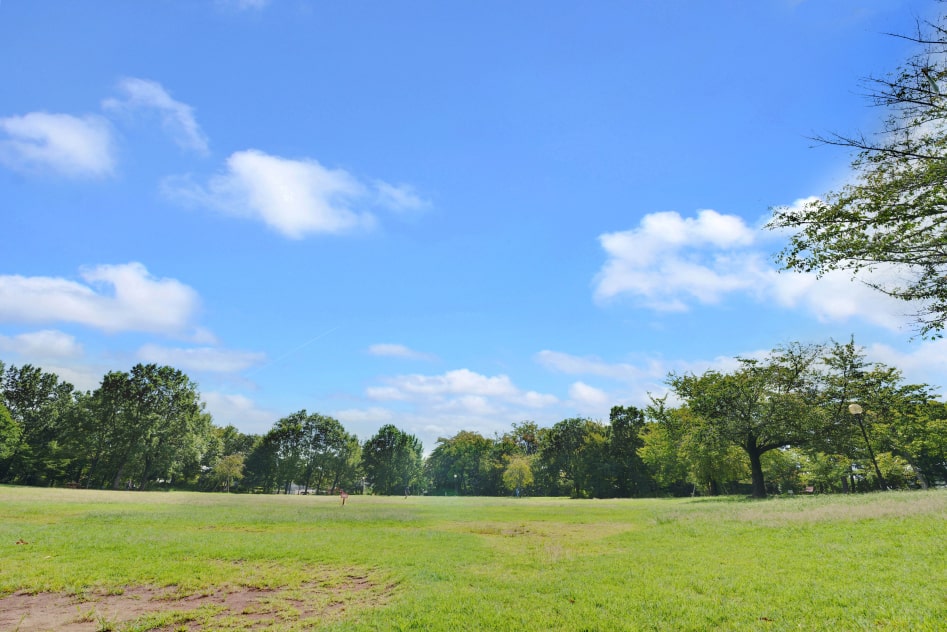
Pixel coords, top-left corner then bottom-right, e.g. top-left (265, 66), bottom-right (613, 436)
top-left (2, 486), bottom-right (946, 630)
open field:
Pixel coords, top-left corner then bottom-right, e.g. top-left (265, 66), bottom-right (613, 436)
top-left (1, 487), bottom-right (946, 631)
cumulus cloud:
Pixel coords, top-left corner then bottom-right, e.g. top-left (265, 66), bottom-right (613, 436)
top-left (595, 209), bottom-right (760, 310)
top-left (594, 205), bottom-right (921, 332)
top-left (0, 112), bottom-right (115, 177)
top-left (0, 263), bottom-right (206, 339)
top-left (137, 344), bottom-right (265, 373)
top-left (103, 77), bottom-right (209, 154)
top-left (0, 330), bottom-right (83, 358)
top-left (368, 343), bottom-right (436, 361)
top-left (368, 368), bottom-right (548, 401)
top-left (353, 368), bottom-right (558, 445)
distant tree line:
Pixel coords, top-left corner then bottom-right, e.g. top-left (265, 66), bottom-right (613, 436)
top-left (1, 338), bottom-right (946, 498)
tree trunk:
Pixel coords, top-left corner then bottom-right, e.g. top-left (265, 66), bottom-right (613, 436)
top-left (747, 445), bottom-right (766, 498)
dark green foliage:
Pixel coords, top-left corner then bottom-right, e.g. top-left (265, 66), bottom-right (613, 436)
top-left (361, 424), bottom-right (423, 495)
top-left (0, 363), bottom-right (76, 485)
top-left (426, 430), bottom-right (496, 495)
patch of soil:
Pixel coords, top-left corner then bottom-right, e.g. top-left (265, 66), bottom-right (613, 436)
top-left (0, 575), bottom-right (392, 632)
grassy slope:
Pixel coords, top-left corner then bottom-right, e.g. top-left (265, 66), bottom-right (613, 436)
top-left (1, 487), bottom-right (946, 631)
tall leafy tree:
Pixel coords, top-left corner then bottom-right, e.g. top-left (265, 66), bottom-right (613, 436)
top-left (669, 344), bottom-right (824, 498)
top-left (608, 405), bottom-right (650, 496)
top-left (298, 412), bottom-right (359, 494)
top-left (502, 455), bottom-right (534, 495)
top-left (0, 363), bottom-right (76, 485)
top-left (538, 418), bottom-right (613, 498)
top-left (268, 411), bottom-right (307, 494)
top-left (818, 339), bottom-right (936, 489)
top-left (243, 434), bottom-right (280, 493)
top-left (85, 364), bottom-right (210, 490)
top-left (0, 401), bottom-right (19, 465)
top-left (642, 399), bottom-right (746, 496)
top-left (425, 430), bottom-right (495, 495)
top-left (769, 14), bottom-right (947, 336)
top-left (361, 424), bottom-right (423, 495)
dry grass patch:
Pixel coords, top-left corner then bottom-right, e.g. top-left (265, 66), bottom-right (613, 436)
top-left (0, 573), bottom-right (393, 632)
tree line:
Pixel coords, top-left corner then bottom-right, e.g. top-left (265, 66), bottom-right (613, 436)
top-left (1, 338), bottom-right (945, 498)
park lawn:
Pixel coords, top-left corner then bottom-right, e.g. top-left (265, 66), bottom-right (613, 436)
top-left (1, 487), bottom-right (946, 631)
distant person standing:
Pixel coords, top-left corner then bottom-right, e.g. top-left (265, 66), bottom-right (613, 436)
top-left (340, 490), bottom-right (349, 506)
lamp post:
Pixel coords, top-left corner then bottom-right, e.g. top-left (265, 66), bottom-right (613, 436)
top-left (848, 403), bottom-right (886, 491)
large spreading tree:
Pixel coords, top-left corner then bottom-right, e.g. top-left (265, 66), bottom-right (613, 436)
top-left (668, 344), bottom-right (825, 498)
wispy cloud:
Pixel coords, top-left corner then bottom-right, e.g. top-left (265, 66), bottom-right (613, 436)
top-left (535, 349), bottom-right (661, 382)
top-left (103, 77), bottom-right (209, 154)
top-left (216, 0), bottom-right (270, 11)
top-left (165, 150), bottom-right (429, 239)
top-left (165, 150), bottom-right (374, 238)
top-left (137, 344), bottom-right (265, 373)
top-left (373, 181), bottom-right (430, 214)
top-left (367, 343), bottom-right (436, 361)
top-left (0, 112), bottom-right (115, 178)
top-left (0, 263), bottom-right (208, 340)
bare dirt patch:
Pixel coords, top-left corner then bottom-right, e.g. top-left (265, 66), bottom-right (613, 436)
top-left (0, 575), bottom-right (393, 632)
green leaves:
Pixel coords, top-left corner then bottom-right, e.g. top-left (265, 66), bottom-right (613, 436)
top-left (768, 16), bottom-right (947, 336)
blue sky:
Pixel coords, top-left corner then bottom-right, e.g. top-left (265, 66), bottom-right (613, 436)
top-left (2, 0), bottom-right (944, 451)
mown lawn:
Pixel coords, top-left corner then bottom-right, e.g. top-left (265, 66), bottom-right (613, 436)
top-left (1, 486), bottom-right (946, 631)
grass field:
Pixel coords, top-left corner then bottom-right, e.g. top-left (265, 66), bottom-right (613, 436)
top-left (1, 487), bottom-right (946, 631)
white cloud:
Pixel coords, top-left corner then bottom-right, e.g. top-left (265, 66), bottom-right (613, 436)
top-left (103, 77), bottom-right (209, 154)
top-left (137, 344), bottom-right (265, 373)
top-left (0, 263), bottom-right (206, 339)
top-left (594, 206), bottom-right (922, 332)
top-left (165, 150), bottom-right (375, 238)
top-left (595, 209), bottom-right (760, 309)
top-left (862, 339), bottom-right (947, 388)
top-left (569, 381), bottom-right (611, 412)
top-left (355, 367), bottom-right (559, 447)
top-left (217, 0), bottom-right (270, 10)
top-left (765, 265), bottom-right (912, 331)
top-left (373, 181), bottom-right (429, 214)
top-left (536, 349), bottom-right (661, 382)
top-left (0, 112), bottom-right (115, 177)
top-left (367, 343), bottom-right (436, 361)
top-left (334, 407), bottom-right (394, 426)
top-left (371, 368), bottom-right (521, 399)
top-left (201, 392), bottom-right (278, 435)
top-left (165, 150), bottom-right (429, 239)
top-left (0, 330), bottom-right (83, 358)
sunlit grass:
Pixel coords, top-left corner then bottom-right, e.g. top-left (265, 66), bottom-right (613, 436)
top-left (2, 486), bottom-right (946, 630)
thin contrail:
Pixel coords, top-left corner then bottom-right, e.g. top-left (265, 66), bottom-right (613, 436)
top-left (245, 326), bottom-right (340, 377)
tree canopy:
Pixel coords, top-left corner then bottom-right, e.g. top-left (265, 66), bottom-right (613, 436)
top-left (769, 14), bottom-right (947, 336)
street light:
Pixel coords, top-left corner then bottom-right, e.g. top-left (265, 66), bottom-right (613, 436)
top-left (848, 403), bottom-right (886, 491)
